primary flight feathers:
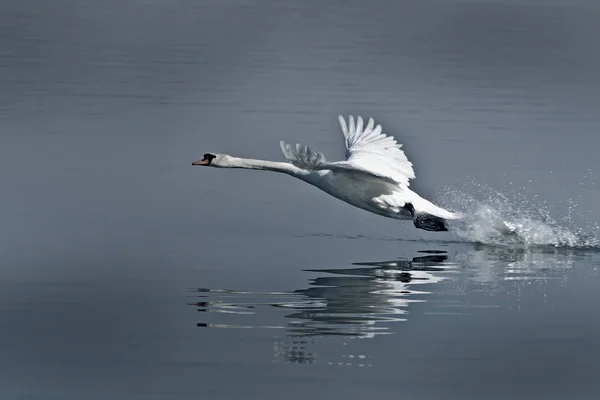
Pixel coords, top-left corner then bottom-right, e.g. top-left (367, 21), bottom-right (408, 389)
top-left (280, 115), bottom-right (415, 187)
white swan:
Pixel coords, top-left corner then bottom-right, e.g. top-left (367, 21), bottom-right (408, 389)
top-left (193, 115), bottom-right (461, 231)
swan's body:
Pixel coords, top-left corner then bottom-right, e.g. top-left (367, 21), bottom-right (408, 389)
top-left (193, 115), bottom-right (461, 231)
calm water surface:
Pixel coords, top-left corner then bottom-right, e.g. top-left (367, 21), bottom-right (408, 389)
top-left (1, 1), bottom-right (600, 399)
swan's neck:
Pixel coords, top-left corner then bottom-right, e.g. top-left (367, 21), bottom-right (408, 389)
top-left (225, 157), bottom-right (307, 177)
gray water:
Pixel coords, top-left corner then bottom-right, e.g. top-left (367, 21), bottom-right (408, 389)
top-left (2, 0), bottom-right (600, 398)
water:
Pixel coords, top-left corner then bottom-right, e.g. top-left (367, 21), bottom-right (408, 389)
top-left (442, 182), bottom-right (600, 247)
top-left (2, 0), bottom-right (600, 398)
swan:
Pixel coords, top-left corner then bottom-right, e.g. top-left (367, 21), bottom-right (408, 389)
top-left (192, 115), bottom-right (461, 231)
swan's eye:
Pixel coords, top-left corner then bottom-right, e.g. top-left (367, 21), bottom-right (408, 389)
top-left (203, 153), bottom-right (216, 164)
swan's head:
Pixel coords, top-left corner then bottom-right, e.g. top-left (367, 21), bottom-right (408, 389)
top-left (191, 153), bottom-right (232, 168)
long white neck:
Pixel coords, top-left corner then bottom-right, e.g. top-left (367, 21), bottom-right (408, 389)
top-left (225, 157), bottom-right (308, 177)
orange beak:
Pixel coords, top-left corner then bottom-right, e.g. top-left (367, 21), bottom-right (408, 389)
top-left (192, 159), bottom-right (210, 166)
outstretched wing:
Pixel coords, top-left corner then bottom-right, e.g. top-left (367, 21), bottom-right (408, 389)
top-left (332, 115), bottom-right (415, 187)
top-left (279, 115), bottom-right (415, 187)
top-left (279, 139), bottom-right (399, 185)
top-left (279, 141), bottom-right (328, 170)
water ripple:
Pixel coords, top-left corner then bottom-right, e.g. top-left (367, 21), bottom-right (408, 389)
top-left (188, 253), bottom-right (458, 339)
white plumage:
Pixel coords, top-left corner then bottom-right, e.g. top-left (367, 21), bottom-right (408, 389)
top-left (336, 115), bottom-right (415, 186)
top-left (193, 115), bottom-right (461, 232)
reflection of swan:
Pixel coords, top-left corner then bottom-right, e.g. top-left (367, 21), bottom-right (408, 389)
top-left (284, 254), bottom-right (453, 339)
top-left (189, 245), bottom-right (598, 365)
top-left (190, 254), bottom-right (452, 337)
top-left (192, 115), bottom-right (460, 231)
top-left (270, 256), bottom-right (452, 363)
top-left (189, 252), bottom-right (454, 365)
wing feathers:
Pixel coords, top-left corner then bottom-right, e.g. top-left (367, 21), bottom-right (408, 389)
top-left (338, 115), bottom-right (348, 137)
top-left (334, 114), bottom-right (415, 187)
top-left (365, 117), bottom-right (374, 133)
top-left (281, 115), bottom-right (415, 188)
top-left (280, 140), bottom-right (327, 169)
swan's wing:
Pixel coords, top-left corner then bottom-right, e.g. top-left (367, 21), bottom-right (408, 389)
top-left (279, 141), bottom-right (328, 169)
top-left (331, 115), bottom-right (415, 187)
top-left (279, 139), bottom-right (399, 185)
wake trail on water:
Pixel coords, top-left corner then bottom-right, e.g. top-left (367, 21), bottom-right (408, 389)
top-left (438, 181), bottom-right (600, 249)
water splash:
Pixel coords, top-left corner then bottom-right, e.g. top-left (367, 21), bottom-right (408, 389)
top-left (440, 182), bottom-right (600, 249)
